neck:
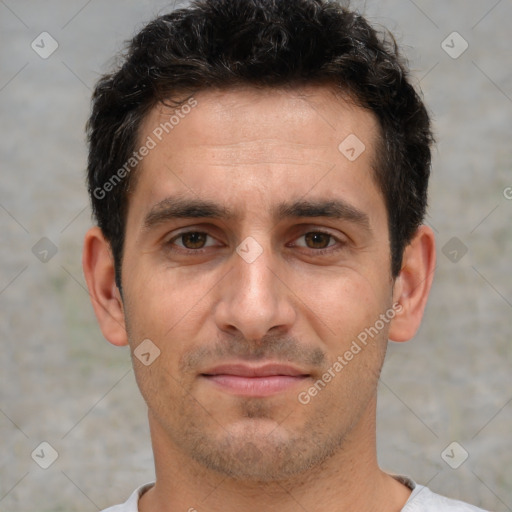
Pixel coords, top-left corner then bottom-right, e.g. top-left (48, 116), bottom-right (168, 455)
top-left (139, 396), bottom-right (411, 512)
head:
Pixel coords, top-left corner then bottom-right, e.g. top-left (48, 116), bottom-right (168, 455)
top-left (83, 0), bottom-right (435, 482)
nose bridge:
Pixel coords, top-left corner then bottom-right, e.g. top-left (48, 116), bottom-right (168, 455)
top-left (237, 240), bottom-right (276, 302)
top-left (214, 235), bottom-right (295, 340)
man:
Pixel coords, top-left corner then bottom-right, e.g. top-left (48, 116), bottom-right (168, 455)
top-left (82, 0), bottom-right (488, 510)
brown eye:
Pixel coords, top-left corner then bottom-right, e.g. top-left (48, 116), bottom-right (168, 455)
top-left (178, 232), bottom-right (208, 249)
top-left (303, 232), bottom-right (333, 249)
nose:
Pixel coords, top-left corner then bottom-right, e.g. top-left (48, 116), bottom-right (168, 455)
top-left (213, 238), bottom-right (296, 342)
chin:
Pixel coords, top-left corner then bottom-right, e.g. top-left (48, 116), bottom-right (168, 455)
top-left (185, 420), bottom-right (333, 482)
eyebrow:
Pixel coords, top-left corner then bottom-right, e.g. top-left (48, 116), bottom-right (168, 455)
top-left (143, 197), bottom-right (235, 230)
top-left (142, 196), bottom-right (370, 232)
top-left (275, 200), bottom-right (370, 230)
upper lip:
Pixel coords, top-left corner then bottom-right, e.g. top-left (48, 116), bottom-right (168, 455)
top-left (201, 363), bottom-right (309, 378)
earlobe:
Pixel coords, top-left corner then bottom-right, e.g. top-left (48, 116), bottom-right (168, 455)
top-left (82, 226), bottom-right (129, 346)
top-left (388, 225), bottom-right (436, 342)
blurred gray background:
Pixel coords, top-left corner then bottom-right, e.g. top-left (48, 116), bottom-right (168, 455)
top-left (1, 1), bottom-right (511, 510)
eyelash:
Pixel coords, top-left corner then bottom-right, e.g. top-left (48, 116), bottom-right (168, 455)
top-left (165, 230), bottom-right (345, 256)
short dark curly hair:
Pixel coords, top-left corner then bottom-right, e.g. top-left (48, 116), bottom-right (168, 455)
top-left (86, 0), bottom-right (433, 290)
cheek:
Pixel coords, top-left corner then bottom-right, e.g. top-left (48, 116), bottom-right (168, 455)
top-left (300, 271), bottom-right (390, 415)
top-left (126, 264), bottom-right (213, 340)
top-left (287, 267), bottom-right (389, 347)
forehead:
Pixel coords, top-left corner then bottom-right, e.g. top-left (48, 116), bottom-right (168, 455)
top-left (141, 85), bottom-right (378, 156)
top-left (129, 85), bottom-right (383, 225)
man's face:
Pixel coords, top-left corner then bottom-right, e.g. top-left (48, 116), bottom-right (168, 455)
top-left (121, 86), bottom-right (395, 480)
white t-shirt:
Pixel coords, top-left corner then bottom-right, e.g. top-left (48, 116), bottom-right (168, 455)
top-left (100, 476), bottom-right (489, 511)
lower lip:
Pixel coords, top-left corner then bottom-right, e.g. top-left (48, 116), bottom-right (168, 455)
top-left (202, 375), bottom-right (308, 397)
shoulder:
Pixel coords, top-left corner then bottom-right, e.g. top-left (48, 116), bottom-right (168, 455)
top-left (100, 483), bottom-right (155, 512)
top-left (401, 480), bottom-right (489, 512)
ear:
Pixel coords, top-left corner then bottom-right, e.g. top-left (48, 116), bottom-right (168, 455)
top-left (82, 226), bottom-right (128, 346)
top-left (388, 225), bottom-right (436, 342)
